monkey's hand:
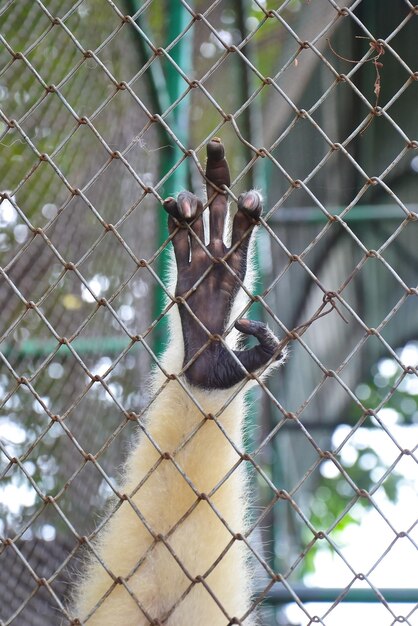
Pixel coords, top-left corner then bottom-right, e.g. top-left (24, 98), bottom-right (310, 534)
top-left (163, 139), bottom-right (282, 389)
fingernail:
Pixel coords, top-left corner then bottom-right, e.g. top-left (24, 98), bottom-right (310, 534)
top-left (182, 200), bottom-right (192, 219)
top-left (241, 191), bottom-right (259, 210)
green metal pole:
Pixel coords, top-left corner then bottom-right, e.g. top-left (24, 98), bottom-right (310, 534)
top-left (125, 1), bottom-right (192, 355)
top-left (152, 2), bottom-right (192, 354)
top-left (161, 0), bottom-right (191, 191)
top-left (264, 585), bottom-right (418, 605)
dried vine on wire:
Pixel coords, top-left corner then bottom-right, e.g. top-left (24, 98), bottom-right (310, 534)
top-left (327, 36), bottom-right (385, 133)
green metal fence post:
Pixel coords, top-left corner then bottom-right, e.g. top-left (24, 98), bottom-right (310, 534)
top-left (125, 1), bottom-right (192, 354)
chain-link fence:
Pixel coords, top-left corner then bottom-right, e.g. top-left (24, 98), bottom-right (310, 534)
top-left (1, 1), bottom-right (417, 625)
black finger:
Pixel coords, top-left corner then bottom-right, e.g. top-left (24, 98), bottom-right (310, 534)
top-left (163, 196), bottom-right (181, 225)
top-left (231, 190), bottom-right (262, 248)
top-left (227, 191), bottom-right (262, 279)
top-left (177, 191), bottom-right (201, 221)
top-left (177, 192), bottom-right (205, 250)
top-left (206, 138), bottom-right (230, 243)
top-left (206, 138), bottom-right (231, 193)
top-left (233, 319), bottom-right (282, 373)
top-left (163, 197), bottom-right (189, 267)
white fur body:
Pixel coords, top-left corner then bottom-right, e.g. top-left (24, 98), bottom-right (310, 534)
top-left (71, 219), bottom-right (278, 625)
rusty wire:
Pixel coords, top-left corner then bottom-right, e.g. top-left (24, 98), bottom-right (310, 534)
top-left (0, 1), bottom-right (417, 625)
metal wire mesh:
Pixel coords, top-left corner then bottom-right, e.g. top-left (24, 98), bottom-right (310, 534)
top-left (0, 1), bottom-right (417, 625)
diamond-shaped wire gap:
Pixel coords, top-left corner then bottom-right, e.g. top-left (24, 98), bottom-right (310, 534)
top-left (0, 118), bottom-right (71, 212)
top-left (0, 55), bottom-right (49, 129)
top-left (0, 432), bottom-right (48, 524)
top-left (182, 2), bottom-right (243, 72)
top-left (54, 55), bottom-right (119, 123)
top-left (25, 82), bottom-right (117, 180)
top-left (263, 157), bottom-right (348, 232)
top-left (48, 439), bottom-right (124, 538)
top-left (327, 463), bottom-right (418, 591)
top-left (128, 21), bottom-right (193, 96)
top-left (349, 0), bottom-right (415, 59)
top-left (0, 368), bottom-right (108, 544)
top-left (378, 72), bottom-right (418, 139)
top-left (349, 112), bottom-right (413, 179)
top-left (263, 222), bottom-right (365, 345)
top-left (65, 422), bottom-right (251, 616)
top-left (57, 0), bottom-right (124, 55)
top-left (261, 329), bottom-right (330, 420)
top-left (23, 18), bottom-right (89, 90)
top-left (0, 541), bottom-right (65, 626)
top-left (265, 193), bottom-right (356, 274)
top-left (258, 8), bottom-right (356, 138)
top-left (338, 253), bottom-right (408, 337)
top-left (373, 197), bottom-right (418, 259)
top-left (375, 346), bottom-right (418, 424)
top-left (370, 148), bottom-right (418, 214)
top-left (272, 51), bottom-right (341, 122)
top-left (8, 539), bottom-right (76, 626)
top-left (0, 173), bottom-right (73, 278)
top-left (15, 267), bottom-right (103, 348)
top-left (2, 359), bottom-right (61, 458)
top-left (126, 0), bottom-right (172, 52)
top-left (65, 142), bottom-right (154, 228)
top-left (0, 4), bottom-right (54, 55)
top-left (294, 323), bottom-right (406, 431)
top-left (60, 341), bottom-right (153, 462)
top-left (18, 112), bottom-right (158, 272)
top-left (1, 124), bottom-right (111, 250)
top-left (47, 116), bottom-right (124, 192)
top-left (0, 233), bottom-right (56, 320)
top-left (327, 578), bottom-right (404, 626)
top-left (248, 422), bottom-right (324, 568)
top-left (92, 16), bottom-right (153, 87)
top-left (0, 346), bottom-right (95, 470)
top-left (153, 506), bottom-right (258, 623)
top-left (188, 16), bottom-right (298, 150)
top-left (5, 240), bottom-right (76, 329)
top-left (236, 3), bottom-right (305, 79)
top-left (320, 9), bottom-right (417, 131)
top-left (189, 6), bottom-right (247, 77)
top-left (328, 411), bottom-right (416, 512)
top-left (42, 0), bottom-right (85, 21)
top-left (359, 297), bottom-right (418, 385)
top-left (402, 604), bottom-right (418, 626)
top-left (55, 45), bottom-right (138, 129)
top-left (74, 86), bottom-right (157, 168)
top-left (196, 51), bottom-right (275, 143)
top-left (297, 135), bottom-right (372, 214)
top-left (72, 226), bottom-right (154, 330)
top-left (367, 348), bottom-right (418, 423)
top-left (0, 295), bottom-right (61, 376)
top-left (33, 195), bottom-right (108, 273)
top-left (281, 459), bottom-right (364, 576)
top-left (282, 530), bottom-right (380, 624)
top-left (95, 278), bottom-right (155, 348)
top-left (319, 597), bottom-right (397, 626)
top-left (109, 144), bottom-right (159, 221)
top-left (263, 486), bottom-right (338, 583)
top-left (301, 122), bottom-right (410, 223)
top-left (256, 0), bottom-right (342, 76)
top-left (384, 12), bottom-right (418, 79)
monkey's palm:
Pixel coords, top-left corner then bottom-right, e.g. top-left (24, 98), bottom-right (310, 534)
top-left (163, 140), bottom-right (281, 389)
